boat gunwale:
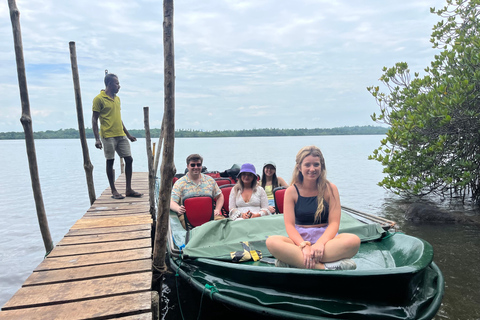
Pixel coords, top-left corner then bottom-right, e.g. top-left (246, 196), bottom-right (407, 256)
top-left (168, 252), bottom-right (444, 320)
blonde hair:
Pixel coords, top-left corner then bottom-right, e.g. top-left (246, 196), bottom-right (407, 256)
top-left (291, 145), bottom-right (330, 223)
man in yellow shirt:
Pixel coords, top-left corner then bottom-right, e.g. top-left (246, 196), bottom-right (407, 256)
top-left (92, 73), bottom-right (142, 199)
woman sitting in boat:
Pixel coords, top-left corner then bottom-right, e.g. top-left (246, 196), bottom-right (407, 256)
top-left (266, 146), bottom-right (361, 270)
top-left (229, 163), bottom-right (270, 220)
top-left (260, 161), bottom-right (288, 213)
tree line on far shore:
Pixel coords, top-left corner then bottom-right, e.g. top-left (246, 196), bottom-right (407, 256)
top-left (0, 125), bottom-right (388, 140)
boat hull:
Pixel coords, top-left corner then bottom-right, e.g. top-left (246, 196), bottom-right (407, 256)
top-left (167, 212), bottom-right (444, 319)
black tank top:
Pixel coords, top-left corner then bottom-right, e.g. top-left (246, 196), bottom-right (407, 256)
top-left (294, 184), bottom-right (329, 225)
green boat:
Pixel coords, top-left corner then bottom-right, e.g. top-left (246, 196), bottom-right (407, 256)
top-left (167, 206), bottom-right (444, 320)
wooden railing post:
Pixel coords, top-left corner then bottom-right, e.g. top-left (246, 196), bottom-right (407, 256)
top-left (153, 0), bottom-right (176, 272)
top-left (8, 0), bottom-right (53, 254)
top-left (69, 41), bottom-right (96, 205)
top-left (144, 107), bottom-right (156, 220)
top-left (153, 116), bottom-right (167, 178)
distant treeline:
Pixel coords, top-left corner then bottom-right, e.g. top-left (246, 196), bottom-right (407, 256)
top-left (0, 126), bottom-right (388, 140)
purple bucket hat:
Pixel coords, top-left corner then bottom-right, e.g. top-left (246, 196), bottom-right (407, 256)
top-left (237, 163), bottom-right (256, 177)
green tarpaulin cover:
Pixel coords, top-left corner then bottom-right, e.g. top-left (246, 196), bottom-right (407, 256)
top-left (182, 213), bottom-right (385, 261)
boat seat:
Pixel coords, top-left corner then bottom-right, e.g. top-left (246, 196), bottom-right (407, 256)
top-left (273, 187), bottom-right (287, 214)
top-left (214, 177), bottom-right (232, 187)
top-left (205, 172), bottom-right (220, 179)
top-left (183, 195), bottom-right (215, 230)
top-left (219, 184), bottom-right (235, 217)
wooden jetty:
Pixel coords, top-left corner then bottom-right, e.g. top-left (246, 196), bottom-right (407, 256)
top-left (0, 172), bottom-right (157, 320)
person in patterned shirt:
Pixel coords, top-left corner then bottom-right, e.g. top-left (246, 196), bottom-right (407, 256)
top-left (170, 154), bottom-right (225, 229)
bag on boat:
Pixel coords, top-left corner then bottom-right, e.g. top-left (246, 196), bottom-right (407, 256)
top-left (230, 241), bottom-right (262, 263)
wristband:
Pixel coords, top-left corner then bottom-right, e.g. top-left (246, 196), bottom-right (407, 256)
top-left (299, 241), bottom-right (311, 249)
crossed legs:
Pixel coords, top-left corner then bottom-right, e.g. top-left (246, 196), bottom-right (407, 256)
top-left (266, 233), bottom-right (360, 269)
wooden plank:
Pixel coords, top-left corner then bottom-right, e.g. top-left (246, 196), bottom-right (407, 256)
top-left (82, 213), bottom-right (150, 219)
top-left (89, 200), bottom-right (148, 208)
top-left (86, 207), bottom-right (148, 214)
top-left (2, 272), bottom-right (151, 310)
top-left (86, 206), bottom-right (150, 214)
top-left (100, 187), bottom-right (149, 193)
top-left (87, 207), bottom-right (150, 214)
top-left (71, 216), bottom-right (152, 229)
top-left (0, 292), bottom-right (152, 319)
top-left (115, 314), bottom-right (152, 320)
top-left (66, 224), bottom-right (151, 236)
top-left (36, 248), bottom-right (151, 271)
top-left (101, 185), bottom-right (149, 189)
top-left (57, 230), bottom-right (151, 245)
top-left (100, 189), bottom-right (150, 196)
top-left (94, 194), bottom-right (149, 201)
top-left (24, 260), bottom-right (151, 286)
top-left (48, 239), bottom-right (151, 257)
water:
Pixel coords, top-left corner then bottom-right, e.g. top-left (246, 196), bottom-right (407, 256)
top-left (0, 136), bottom-right (479, 319)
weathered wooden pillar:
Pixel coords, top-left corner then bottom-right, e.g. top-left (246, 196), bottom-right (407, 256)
top-left (153, 116), bottom-right (167, 177)
top-left (69, 41), bottom-right (96, 205)
top-left (144, 107), bottom-right (156, 220)
top-left (153, 0), bottom-right (176, 272)
top-left (8, 0), bottom-right (53, 254)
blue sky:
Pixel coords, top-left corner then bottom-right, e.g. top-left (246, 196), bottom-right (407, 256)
top-left (1, 0), bottom-right (446, 132)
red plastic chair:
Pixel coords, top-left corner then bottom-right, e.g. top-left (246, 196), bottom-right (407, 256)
top-left (219, 184), bottom-right (234, 217)
top-left (183, 195), bottom-right (214, 230)
top-left (273, 187), bottom-right (287, 214)
top-left (172, 177), bottom-right (179, 186)
top-left (214, 177), bottom-right (232, 187)
top-left (205, 172), bottom-right (220, 179)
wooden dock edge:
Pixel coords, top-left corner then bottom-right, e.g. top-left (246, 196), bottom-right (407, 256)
top-left (0, 173), bottom-right (158, 320)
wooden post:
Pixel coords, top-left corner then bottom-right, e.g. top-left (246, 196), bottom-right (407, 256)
top-left (144, 106), bottom-right (156, 220)
top-left (8, 0), bottom-right (53, 254)
top-left (153, 0), bottom-right (176, 272)
top-left (69, 41), bottom-right (96, 206)
top-left (153, 116), bottom-right (166, 178)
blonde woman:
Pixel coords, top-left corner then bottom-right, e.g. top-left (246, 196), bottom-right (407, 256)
top-left (266, 146), bottom-right (360, 270)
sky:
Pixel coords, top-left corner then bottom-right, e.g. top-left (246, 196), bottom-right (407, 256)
top-left (0, 0), bottom-right (447, 133)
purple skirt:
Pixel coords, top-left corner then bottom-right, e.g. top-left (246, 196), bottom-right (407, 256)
top-left (295, 225), bottom-right (330, 244)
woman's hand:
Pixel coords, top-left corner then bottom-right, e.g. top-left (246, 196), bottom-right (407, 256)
top-left (241, 211), bottom-right (252, 219)
top-left (311, 242), bottom-right (325, 263)
top-left (251, 212), bottom-right (261, 218)
top-left (268, 206), bottom-right (275, 214)
top-left (301, 245), bottom-right (316, 269)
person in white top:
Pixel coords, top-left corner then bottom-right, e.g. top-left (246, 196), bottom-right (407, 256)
top-left (229, 163), bottom-right (270, 220)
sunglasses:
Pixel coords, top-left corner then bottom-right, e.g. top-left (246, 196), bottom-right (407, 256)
top-left (190, 163), bottom-right (202, 167)
top-left (241, 173), bottom-right (256, 178)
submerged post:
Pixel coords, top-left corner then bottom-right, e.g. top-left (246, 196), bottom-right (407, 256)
top-left (8, 0), bottom-right (53, 254)
top-left (69, 41), bottom-right (96, 205)
top-left (144, 106), bottom-right (156, 219)
top-left (153, 0), bottom-right (176, 272)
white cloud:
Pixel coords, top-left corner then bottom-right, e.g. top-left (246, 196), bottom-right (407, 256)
top-left (0, 0), bottom-right (446, 132)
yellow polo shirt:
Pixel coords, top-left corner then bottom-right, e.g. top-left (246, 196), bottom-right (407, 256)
top-left (92, 90), bottom-right (125, 138)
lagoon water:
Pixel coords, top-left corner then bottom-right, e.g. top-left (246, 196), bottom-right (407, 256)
top-left (0, 136), bottom-right (479, 319)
